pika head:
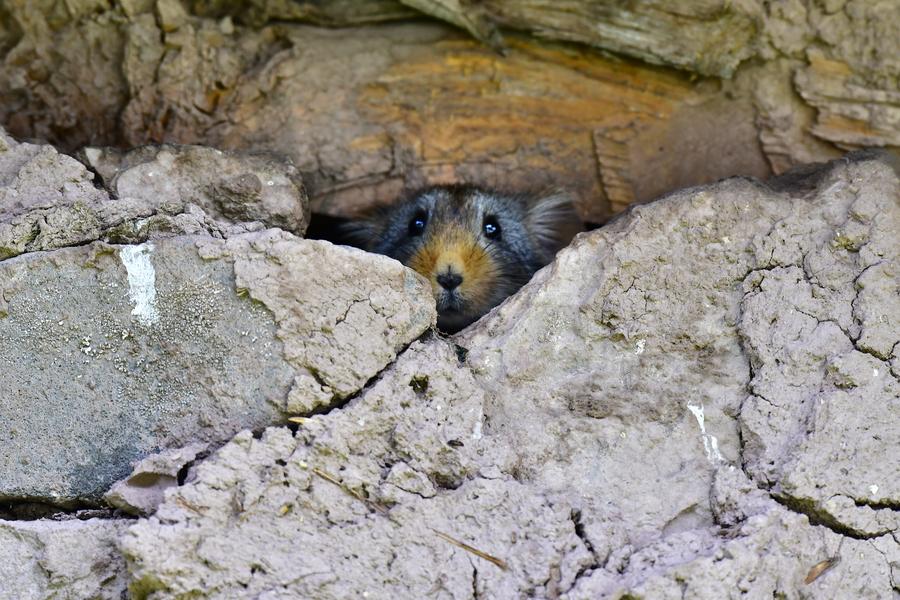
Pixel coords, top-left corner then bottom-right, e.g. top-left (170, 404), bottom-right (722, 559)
top-left (345, 185), bottom-right (582, 332)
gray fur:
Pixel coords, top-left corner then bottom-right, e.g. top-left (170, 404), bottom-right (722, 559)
top-left (344, 185), bottom-right (582, 331)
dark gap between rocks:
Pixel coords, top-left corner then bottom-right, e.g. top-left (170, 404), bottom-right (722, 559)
top-left (0, 499), bottom-right (136, 522)
top-left (771, 494), bottom-right (891, 541)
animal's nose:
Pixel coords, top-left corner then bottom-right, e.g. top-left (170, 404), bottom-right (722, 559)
top-left (436, 271), bottom-right (463, 291)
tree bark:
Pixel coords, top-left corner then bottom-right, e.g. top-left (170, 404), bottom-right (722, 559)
top-left (0, 0), bottom-right (895, 222)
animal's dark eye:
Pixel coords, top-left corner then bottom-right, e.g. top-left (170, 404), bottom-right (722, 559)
top-left (483, 216), bottom-right (501, 239)
top-left (408, 211), bottom-right (427, 236)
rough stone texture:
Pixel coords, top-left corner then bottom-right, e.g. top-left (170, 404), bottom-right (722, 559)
top-left (3, 1), bottom-right (897, 223)
top-left (104, 443), bottom-right (210, 516)
top-left (737, 151), bottom-right (900, 538)
top-left (0, 0), bottom-right (128, 149)
top-left (197, 230), bottom-right (436, 408)
top-left (0, 126), bottom-right (109, 259)
top-left (0, 230), bottom-right (433, 505)
top-left (125, 342), bottom-right (595, 598)
top-left (81, 143), bottom-right (310, 236)
top-left (114, 17), bottom-right (721, 223)
top-left (482, 0), bottom-right (759, 78)
top-left (0, 128), bottom-right (308, 260)
top-left (568, 467), bottom-right (899, 598)
top-left (122, 152), bottom-right (899, 598)
top-left (0, 518), bottom-right (129, 600)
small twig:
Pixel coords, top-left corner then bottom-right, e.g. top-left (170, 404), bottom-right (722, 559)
top-left (312, 467), bottom-right (389, 515)
top-left (175, 496), bottom-right (205, 514)
top-left (432, 529), bottom-right (509, 571)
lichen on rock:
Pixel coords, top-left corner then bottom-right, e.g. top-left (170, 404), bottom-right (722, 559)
top-left (0, 130), bottom-right (435, 509)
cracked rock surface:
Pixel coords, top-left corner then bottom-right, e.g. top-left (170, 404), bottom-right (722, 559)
top-left (80, 143), bottom-right (310, 237)
top-left (123, 151), bottom-right (899, 598)
top-left (0, 130), bottom-right (435, 507)
top-left (738, 152), bottom-right (900, 540)
top-left (0, 518), bottom-right (130, 600)
top-left (0, 127), bottom-right (308, 260)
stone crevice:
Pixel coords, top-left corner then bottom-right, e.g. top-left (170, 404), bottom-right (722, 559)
top-left (770, 493), bottom-right (893, 541)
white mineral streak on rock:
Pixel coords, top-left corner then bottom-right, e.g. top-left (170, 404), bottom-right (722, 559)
top-left (120, 243), bottom-right (160, 326)
top-left (687, 402), bottom-right (723, 463)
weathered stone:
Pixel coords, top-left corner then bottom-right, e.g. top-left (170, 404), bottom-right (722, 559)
top-left (568, 467), bottom-right (897, 598)
top-left (2, 1), bottom-right (898, 224)
top-left (0, 1), bottom-right (128, 149)
top-left (81, 143), bottom-right (310, 236)
top-left (737, 152), bottom-right (900, 538)
top-left (122, 152), bottom-right (899, 598)
top-left (187, 0), bottom-right (418, 28)
top-left (0, 518), bottom-right (129, 600)
top-left (794, 2), bottom-right (900, 149)
top-left (0, 128), bottom-right (108, 259)
top-left (198, 230), bottom-right (436, 406)
top-left (104, 443), bottom-right (209, 516)
top-left (0, 129), bottom-right (309, 261)
top-left (0, 231), bottom-right (434, 504)
top-left (155, 0), bottom-right (188, 32)
top-left (123, 342), bottom-right (594, 598)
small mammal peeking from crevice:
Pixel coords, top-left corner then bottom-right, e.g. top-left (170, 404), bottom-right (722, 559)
top-left (343, 185), bottom-right (583, 333)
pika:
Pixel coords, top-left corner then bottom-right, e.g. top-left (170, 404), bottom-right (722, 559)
top-left (344, 185), bottom-right (582, 332)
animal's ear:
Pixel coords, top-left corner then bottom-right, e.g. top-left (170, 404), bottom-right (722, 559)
top-left (337, 212), bottom-right (384, 250)
top-left (525, 192), bottom-right (583, 263)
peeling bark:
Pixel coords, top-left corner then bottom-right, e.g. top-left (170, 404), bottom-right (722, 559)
top-left (0, 0), bottom-right (896, 222)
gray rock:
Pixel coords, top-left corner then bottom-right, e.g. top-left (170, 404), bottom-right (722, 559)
top-left (0, 518), bottom-right (129, 600)
top-left (104, 443), bottom-right (209, 516)
top-left (121, 151), bottom-right (899, 598)
top-left (123, 342), bottom-right (594, 598)
top-left (0, 128), bottom-right (309, 261)
top-left (0, 128), bottom-right (108, 259)
top-left (737, 153), bottom-right (900, 538)
top-left (569, 469), bottom-right (897, 598)
top-left (0, 231), bottom-right (434, 504)
top-left (81, 143), bottom-right (310, 237)
top-left (199, 230), bottom-right (436, 407)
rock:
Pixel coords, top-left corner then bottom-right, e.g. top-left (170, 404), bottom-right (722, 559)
top-left (0, 518), bottom-right (129, 600)
top-left (187, 0), bottom-right (420, 28)
top-left (81, 143), bottom-right (310, 236)
top-left (737, 151), bottom-right (900, 538)
top-left (104, 443), bottom-right (209, 516)
top-left (0, 128), bottom-right (309, 261)
top-left (155, 0), bottom-right (188, 32)
top-left (0, 1), bottom-right (129, 149)
top-left (0, 231), bottom-right (434, 505)
top-left (569, 470), bottom-right (897, 598)
top-left (198, 230), bottom-right (436, 408)
top-left (123, 342), bottom-right (595, 598)
top-left (121, 152), bottom-right (899, 597)
top-left (6, 1), bottom-right (896, 225)
top-left (442, 0), bottom-right (760, 77)
top-left (0, 128), bottom-right (108, 259)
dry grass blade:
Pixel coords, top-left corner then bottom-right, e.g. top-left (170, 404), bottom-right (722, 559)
top-left (288, 416), bottom-right (312, 424)
top-left (805, 556), bottom-right (840, 584)
top-left (432, 529), bottom-right (509, 571)
top-left (175, 496), bottom-right (205, 514)
top-left (312, 467), bottom-right (389, 515)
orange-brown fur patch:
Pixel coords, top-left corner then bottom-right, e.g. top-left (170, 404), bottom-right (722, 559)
top-left (408, 226), bottom-right (499, 310)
